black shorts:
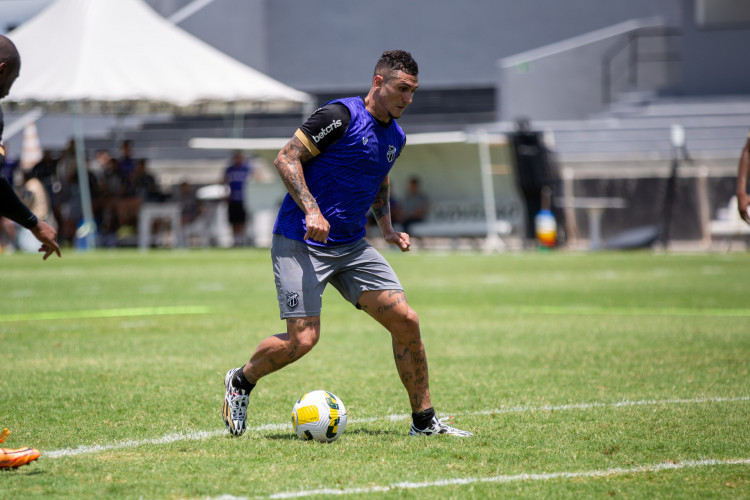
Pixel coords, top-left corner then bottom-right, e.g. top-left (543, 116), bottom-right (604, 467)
top-left (227, 201), bottom-right (247, 224)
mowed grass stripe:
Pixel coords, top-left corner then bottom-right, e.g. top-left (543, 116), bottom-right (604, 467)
top-left (251, 458), bottom-right (750, 499)
top-left (499, 305), bottom-right (750, 317)
top-left (0, 306), bottom-right (213, 323)
top-left (3, 303), bottom-right (745, 323)
top-left (43, 395), bottom-right (749, 458)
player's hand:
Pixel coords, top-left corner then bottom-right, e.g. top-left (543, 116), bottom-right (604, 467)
top-left (30, 221), bottom-right (61, 260)
top-left (739, 193), bottom-right (750, 225)
top-left (304, 212), bottom-right (330, 243)
top-left (384, 230), bottom-right (411, 252)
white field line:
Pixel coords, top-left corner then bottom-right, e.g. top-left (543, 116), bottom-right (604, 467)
top-left (43, 395), bottom-right (748, 459)
top-left (252, 458), bottom-right (750, 499)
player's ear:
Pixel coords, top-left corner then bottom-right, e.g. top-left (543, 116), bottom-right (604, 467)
top-left (372, 74), bottom-right (384, 89)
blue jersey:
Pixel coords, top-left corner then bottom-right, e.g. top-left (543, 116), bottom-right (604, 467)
top-left (273, 97), bottom-right (406, 246)
top-left (224, 163), bottom-right (251, 202)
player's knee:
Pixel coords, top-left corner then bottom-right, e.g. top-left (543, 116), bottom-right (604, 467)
top-left (390, 307), bottom-right (420, 340)
top-left (286, 317), bottom-right (321, 354)
top-left (404, 307), bottom-right (419, 330)
top-left (295, 330), bottom-right (319, 354)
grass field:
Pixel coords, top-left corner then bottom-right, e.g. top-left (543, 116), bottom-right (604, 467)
top-left (1, 247), bottom-right (748, 498)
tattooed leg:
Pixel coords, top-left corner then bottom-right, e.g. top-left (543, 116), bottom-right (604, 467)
top-left (243, 316), bottom-right (321, 383)
top-left (358, 290), bottom-right (432, 413)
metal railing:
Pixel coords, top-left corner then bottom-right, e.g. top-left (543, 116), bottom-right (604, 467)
top-left (602, 26), bottom-right (682, 104)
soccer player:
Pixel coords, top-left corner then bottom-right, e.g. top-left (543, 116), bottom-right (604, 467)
top-left (223, 150), bottom-right (254, 247)
top-left (0, 35), bottom-right (60, 260)
top-left (222, 50), bottom-right (471, 437)
top-left (0, 428), bottom-right (40, 469)
top-left (735, 131), bottom-right (750, 225)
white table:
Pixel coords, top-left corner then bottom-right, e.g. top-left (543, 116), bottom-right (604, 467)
top-left (138, 202), bottom-right (183, 251)
top-left (557, 197), bottom-right (627, 250)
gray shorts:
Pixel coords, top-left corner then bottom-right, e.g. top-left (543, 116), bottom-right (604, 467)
top-left (271, 234), bottom-right (403, 318)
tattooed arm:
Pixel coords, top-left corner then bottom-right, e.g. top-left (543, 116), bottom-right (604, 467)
top-left (274, 135), bottom-right (330, 242)
top-left (371, 175), bottom-right (411, 252)
top-left (371, 175), bottom-right (393, 232)
top-left (736, 133), bottom-right (750, 225)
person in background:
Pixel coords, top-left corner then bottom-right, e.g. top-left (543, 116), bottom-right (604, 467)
top-left (223, 150), bottom-right (255, 246)
top-left (31, 149), bottom-right (62, 230)
top-left (735, 132), bottom-right (750, 225)
top-left (131, 158), bottom-right (162, 203)
top-left (97, 156), bottom-right (124, 247)
top-left (117, 139), bottom-right (136, 182)
top-left (90, 149), bottom-right (110, 185)
top-left (177, 180), bottom-right (201, 227)
top-left (398, 176), bottom-right (429, 236)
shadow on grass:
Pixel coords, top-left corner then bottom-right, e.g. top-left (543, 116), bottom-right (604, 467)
top-left (263, 427), bottom-right (399, 440)
top-left (263, 433), bottom-right (298, 441)
top-left (0, 467), bottom-right (45, 475)
top-left (347, 428), bottom-right (400, 436)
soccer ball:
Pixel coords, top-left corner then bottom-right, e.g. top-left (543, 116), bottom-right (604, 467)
top-left (291, 390), bottom-right (347, 443)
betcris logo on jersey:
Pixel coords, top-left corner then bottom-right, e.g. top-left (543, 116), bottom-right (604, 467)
top-left (312, 119), bottom-right (342, 144)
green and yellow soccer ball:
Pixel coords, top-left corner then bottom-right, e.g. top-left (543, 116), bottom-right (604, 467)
top-left (291, 390), bottom-right (347, 443)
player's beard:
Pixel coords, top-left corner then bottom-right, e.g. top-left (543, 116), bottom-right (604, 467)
top-left (388, 107), bottom-right (404, 120)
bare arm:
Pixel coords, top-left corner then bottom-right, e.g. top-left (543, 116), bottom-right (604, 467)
top-left (371, 176), bottom-right (393, 231)
top-left (0, 170), bottom-right (60, 260)
top-left (273, 135), bottom-right (329, 242)
top-left (371, 175), bottom-right (410, 252)
top-left (736, 135), bottom-right (750, 225)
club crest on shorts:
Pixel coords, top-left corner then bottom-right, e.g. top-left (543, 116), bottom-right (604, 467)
top-left (286, 291), bottom-right (299, 309)
top-left (387, 145), bottom-right (397, 162)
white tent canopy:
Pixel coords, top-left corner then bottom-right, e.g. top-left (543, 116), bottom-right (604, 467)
top-left (2, 0), bottom-right (313, 250)
top-left (4, 0), bottom-right (313, 114)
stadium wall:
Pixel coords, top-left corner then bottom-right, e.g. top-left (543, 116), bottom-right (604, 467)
top-left (498, 19), bottom-right (673, 121)
top-left (680, 0), bottom-right (750, 95)
top-left (145, 0), bottom-right (683, 92)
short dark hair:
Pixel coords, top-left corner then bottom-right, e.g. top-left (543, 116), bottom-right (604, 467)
top-left (0, 35), bottom-right (20, 71)
top-left (374, 50), bottom-right (418, 79)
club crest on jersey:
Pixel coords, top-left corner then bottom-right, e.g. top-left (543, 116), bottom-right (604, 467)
top-left (387, 145), bottom-right (397, 162)
top-left (286, 292), bottom-right (299, 309)
top-left (362, 136), bottom-right (368, 145)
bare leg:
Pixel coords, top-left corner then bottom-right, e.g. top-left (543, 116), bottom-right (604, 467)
top-left (232, 223), bottom-right (246, 246)
top-left (242, 316), bottom-right (320, 384)
top-left (358, 290), bottom-right (431, 413)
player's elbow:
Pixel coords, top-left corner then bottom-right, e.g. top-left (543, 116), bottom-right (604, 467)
top-left (273, 155), bottom-right (285, 173)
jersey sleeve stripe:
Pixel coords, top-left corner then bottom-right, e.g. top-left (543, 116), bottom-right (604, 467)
top-left (295, 129), bottom-right (320, 157)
